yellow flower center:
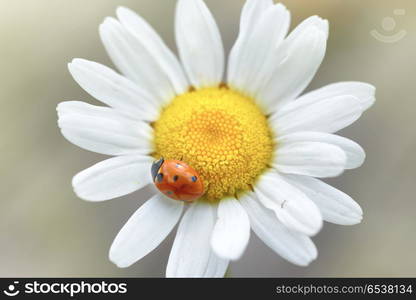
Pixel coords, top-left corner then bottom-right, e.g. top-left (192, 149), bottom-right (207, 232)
top-left (153, 86), bottom-right (274, 201)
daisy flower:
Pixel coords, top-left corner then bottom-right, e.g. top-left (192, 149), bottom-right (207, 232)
top-left (57, 0), bottom-right (375, 277)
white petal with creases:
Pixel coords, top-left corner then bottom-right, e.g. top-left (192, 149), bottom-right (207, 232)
top-left (99, 17), bottom-right (176, 103)
top-left (255, 18), bottom-right (328, 113)
top-left (166, 202), bottom-right (229, 277)
top-left (228, 3), bottom-right (290, 95)
top-left (175, 0), bottom-right (224, 87)
top-left (72, 155), bottom-right (153, 201)
top-left (274, 141), bottom-right (347, 178)
top-left (57, 101), bottom-right (152, 156)
top-left (240, 192), bottom-right (317, 266)
top-left (277, 132), bottom-right (365, 169)
top-left (254, 170), bottom-right (322, 236)
top-left (271, 95), bottom-right (362, 135)
top-left (109, 194), bottom-right (184, 268)
top-left (116, 6), bottom-right (188, 95)
top-left (297, 81), bottom-right (376, 111)
top-left (68, 58), bottom-right (159, 121)
top-left (284, 174), bottom-right (363, 225)
top-left (211, 197), bottom-right (250, 260)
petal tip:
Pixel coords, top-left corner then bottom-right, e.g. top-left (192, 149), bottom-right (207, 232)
top-left (211, 241), bottom-right (246, 261)
top-left (115, 5), bottom-right (128, 13)
top-left (116, 6), bottom-right (135, 20)
top-left (306, 217), bottom-right (323, 237)
top-left (109, 250), bottom-right (131, 268)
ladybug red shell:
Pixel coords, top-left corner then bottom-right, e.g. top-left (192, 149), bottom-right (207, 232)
top-left (151, 158), bottom-right (204, 202)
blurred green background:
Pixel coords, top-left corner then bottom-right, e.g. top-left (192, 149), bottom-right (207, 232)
top-left (1, 0), bottom-right (415, 277)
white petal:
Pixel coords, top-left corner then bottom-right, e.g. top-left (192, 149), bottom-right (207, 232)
top-left (271, 95), bottom-right (362, 135)
top-left (274, 141), bottom-right (347, 178)
top-left (254, 170), bottom-right (322, 236)
top-left (68, 59), bottom-right (159, 121)
top-left (202, 251), bottom-right (230, 278)
top-left (116, 6), bottom-right (189, 95)
top-left (277, 132), bottom-right (365, 169)
top-left (285, 15), bottom-right (329, 44)
top-left (232, 0), bottom-right (274, 45)
top-left (72, 155), bottom-right (153, 201)
top-left (228, 3), bottom-right (290, 95)
top-left (297, 81), bottom-right (376, 111)
top-left (175, 0), bottom-right (224, 87)
top-left (109, 194), bottom-right (184, 268)
top-left (57, 101), bottom-right (152, 156)
top-left (255, 18), bottom-right (328, 113)
top-left (99, 17), bottom-right (176, 104)
top-left (284, 175), bottom-right (363, 225)
top-left (166, 202), bottom-right (229, 277)
top-left (211, 198), bottom-right (250, 260)
top-left (240, 192), bottom-right (317, 266)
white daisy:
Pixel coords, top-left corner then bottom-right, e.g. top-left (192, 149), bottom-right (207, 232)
top-left (57, 0), bottom-right (375, 277)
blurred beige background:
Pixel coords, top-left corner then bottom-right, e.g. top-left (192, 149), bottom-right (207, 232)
top-left (0, 0), bottom-right (415, 277)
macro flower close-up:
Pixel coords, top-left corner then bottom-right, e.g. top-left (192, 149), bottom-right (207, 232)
top-left (56, 0), bottom-right (375, 277)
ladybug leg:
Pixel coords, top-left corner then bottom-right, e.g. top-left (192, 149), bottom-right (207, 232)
top-left (248, 184), bottom-right (254, 192)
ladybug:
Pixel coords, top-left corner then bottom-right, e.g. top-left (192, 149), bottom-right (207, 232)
top-left (151, 158), bottom-right (204, 202)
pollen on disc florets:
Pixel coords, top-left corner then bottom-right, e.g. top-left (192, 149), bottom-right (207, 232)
top-left (153, 86), bottom-right (274, 201)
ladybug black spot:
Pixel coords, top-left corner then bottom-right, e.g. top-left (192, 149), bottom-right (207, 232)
top-left (157, 173), bottom-right (164, 182)
top-left (191, 176), bottom-right (197, 182)
top-left (173, 175), bottom-right (179, 182)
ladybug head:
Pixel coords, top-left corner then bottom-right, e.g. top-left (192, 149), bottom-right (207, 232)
top-left (151, 158), bottom-right (165, 181)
